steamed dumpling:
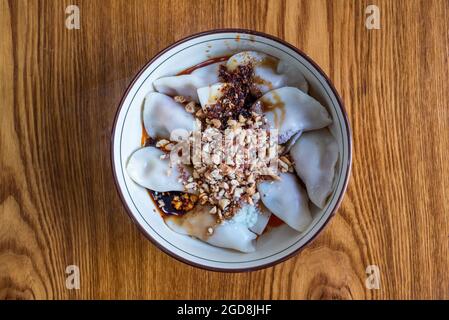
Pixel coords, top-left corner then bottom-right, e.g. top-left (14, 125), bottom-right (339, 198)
top-left (126, 146), bottom-right (189, 192)
top-left (256, 87), bottom-right (332, 143)
top-left (143, 92), bottom-right (195, 140)
top-left (197, 83), bottom-right (227, 109)
top-left (257, 173), bottom-right (312, 232)
top-left (153, 62), bottom-right (224, 102)
top-left (165, 205), bottom-right (257, 253)
top-left (227, 51), bottom-right (308, 94)
top-left (290, 129), bottom-right (339, 209)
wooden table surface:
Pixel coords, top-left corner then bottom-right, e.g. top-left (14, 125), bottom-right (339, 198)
top-left (1, 0), bottom-right (448, 300)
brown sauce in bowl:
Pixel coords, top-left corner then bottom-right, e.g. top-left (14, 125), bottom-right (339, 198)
top-left (176, 56), bottom-right (230, 76)
top-left (261, 90), bottom-right (286, 128)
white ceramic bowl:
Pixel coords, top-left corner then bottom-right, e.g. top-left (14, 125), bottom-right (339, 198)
top-left (111, 29), bottom-right (352, 271)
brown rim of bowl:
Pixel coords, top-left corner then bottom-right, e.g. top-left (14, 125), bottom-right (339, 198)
top-left (110, 28), bottom-right (352, 273)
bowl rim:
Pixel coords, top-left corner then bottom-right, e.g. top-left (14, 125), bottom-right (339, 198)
top-left (110, 28), bottom-right (352, 273)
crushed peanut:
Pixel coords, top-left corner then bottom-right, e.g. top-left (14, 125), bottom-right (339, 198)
top-left (211, 118), bottom-right (221, 128)
top-left (209, 206), bottom-right (217, 214)
top-left (164, 143), bottom-right (174, 151)
top-left (156, 139), bottom-right (170, 148)
top-left (185, 101), bottom-right (196, 113)
top-left (174, 95), bottom-right (187, 103)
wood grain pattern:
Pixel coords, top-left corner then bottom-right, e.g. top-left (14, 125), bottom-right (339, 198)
top-left (0, 0), bottom-right (448, 299)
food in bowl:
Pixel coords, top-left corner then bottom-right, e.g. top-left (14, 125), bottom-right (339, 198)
top-left (125, 51), bottom-right (339, 253)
